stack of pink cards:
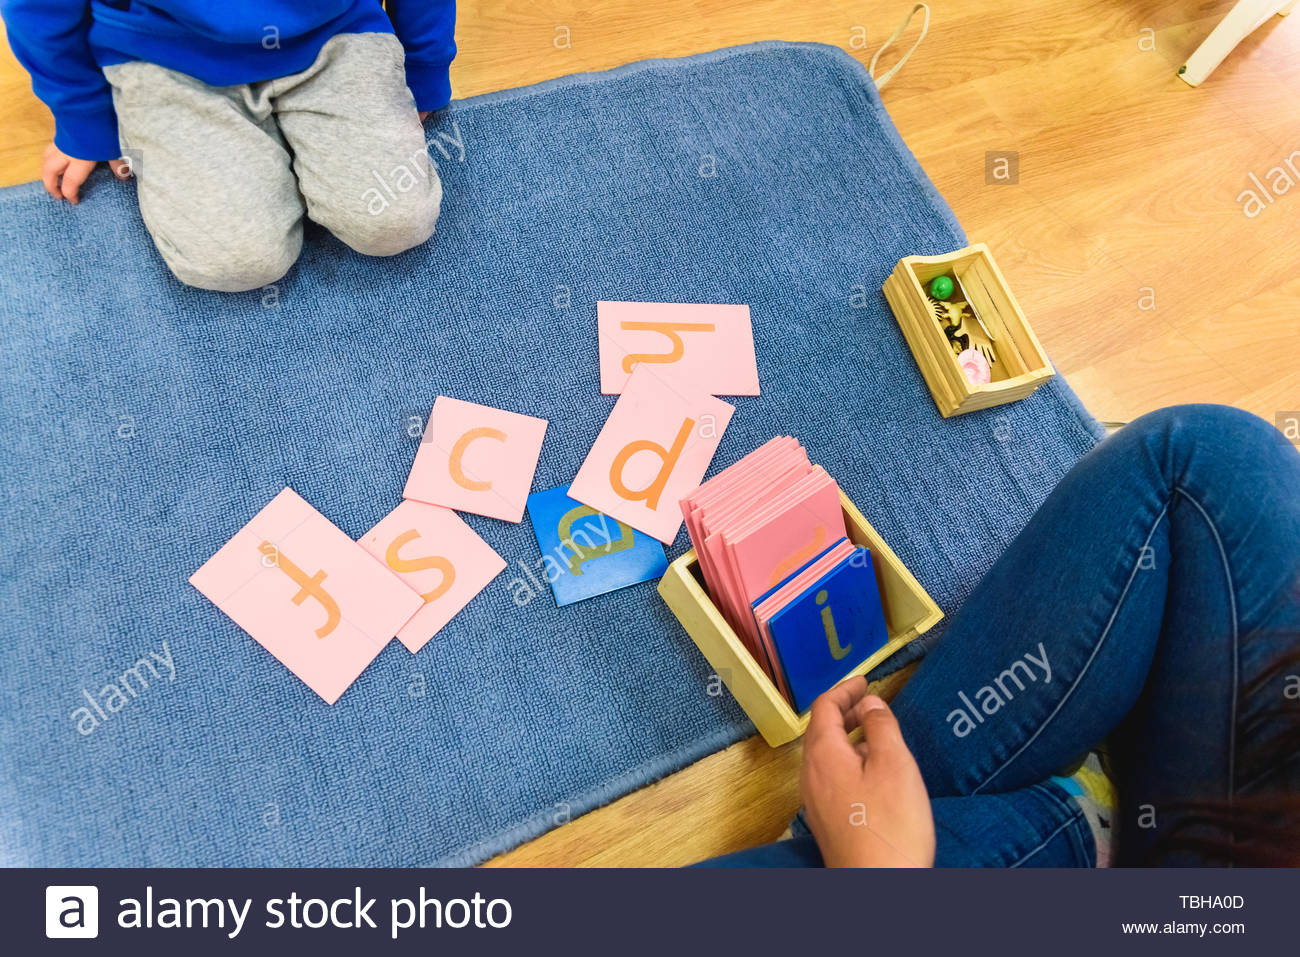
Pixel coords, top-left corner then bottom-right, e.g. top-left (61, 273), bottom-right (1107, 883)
top-left (680, 437), bottom-right (849, 685)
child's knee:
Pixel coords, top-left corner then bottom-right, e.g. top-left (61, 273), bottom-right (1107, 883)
top-left (332, 178), bottom-right (442, 258)
top-left (160, 225), bottom-right (302, 292)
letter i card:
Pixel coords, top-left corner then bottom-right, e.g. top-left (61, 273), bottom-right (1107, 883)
top-left (189, 488), bottom-right (424, 705)
top-left (764, 548), bottom-right (889, 712)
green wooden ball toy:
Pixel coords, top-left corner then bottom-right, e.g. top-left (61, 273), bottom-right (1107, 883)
top-left (929, 275), bottom-right (954, 300)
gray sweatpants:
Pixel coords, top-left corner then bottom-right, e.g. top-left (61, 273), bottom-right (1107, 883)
top-left (104, 33), bottom-right (441, 292)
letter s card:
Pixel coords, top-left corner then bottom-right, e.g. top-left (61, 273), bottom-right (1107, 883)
top-left (358, 500), bottom-right (506, 652)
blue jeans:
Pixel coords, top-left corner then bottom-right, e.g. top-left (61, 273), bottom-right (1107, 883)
top-left (699, 405), bottom-right (1300, 867)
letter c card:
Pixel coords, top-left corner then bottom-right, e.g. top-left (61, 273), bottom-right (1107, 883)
top-left (403, 396), bottom-right (548, 522)
top-left (189, 488), bottom-right (424, 705)
top-left (358, 500), bottom-right (507, 652)
top-left (570, 365), bottom-right (733, 543)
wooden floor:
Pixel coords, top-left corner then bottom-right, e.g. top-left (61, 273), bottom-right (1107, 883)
top-left (4, 1), bottom-right (1295, 866)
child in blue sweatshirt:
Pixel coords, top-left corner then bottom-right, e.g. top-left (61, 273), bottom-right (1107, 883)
top-left (1, 1), bottom-right (456, 291)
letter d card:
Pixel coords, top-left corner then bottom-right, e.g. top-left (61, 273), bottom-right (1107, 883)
top-left (570, 364), bottom-right (733, 543)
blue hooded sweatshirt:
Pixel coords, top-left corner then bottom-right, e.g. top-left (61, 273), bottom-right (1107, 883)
top-left (0, 0), bottom-right (456, 161)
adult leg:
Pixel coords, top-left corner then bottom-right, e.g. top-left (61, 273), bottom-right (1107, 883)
top-left (104, 61), bottom-right (304, 291)
top-left (695, 782), bottom-right (1094, 867)
top-left (269, 33), bottom-right (441, 257)
top-left (889, 405), bottom-right (1300, 857)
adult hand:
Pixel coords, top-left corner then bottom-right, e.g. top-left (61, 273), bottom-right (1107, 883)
top-left (801, 676), bottom-right (936, 867)
top-left (41, 142), bottom-right (132, 204)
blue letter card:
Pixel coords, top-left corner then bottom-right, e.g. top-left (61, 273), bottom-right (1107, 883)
top-left (765, 547), bottom-right (889, 712)
top-left (526, 485), bottom-right (668, 606)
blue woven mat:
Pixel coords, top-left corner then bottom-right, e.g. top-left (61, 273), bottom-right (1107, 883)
top-left (0, 42), bottom-right (1102, 866)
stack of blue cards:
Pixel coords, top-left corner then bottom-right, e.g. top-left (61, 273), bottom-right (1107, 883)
top-left (751, 541), bottom-right (890, 712)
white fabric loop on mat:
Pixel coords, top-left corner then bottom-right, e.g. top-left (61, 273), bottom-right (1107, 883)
top-left (870, 3), bottom-right (931, 88)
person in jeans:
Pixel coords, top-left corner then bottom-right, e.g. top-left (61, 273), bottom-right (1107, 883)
top-left (700, 404), bottom-right (1300, 867)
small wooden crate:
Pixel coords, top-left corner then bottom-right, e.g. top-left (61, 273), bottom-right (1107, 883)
top-left (883, 243), bottom-right (1054, 417)
top-left (657, 490), bottom-right (942, 747)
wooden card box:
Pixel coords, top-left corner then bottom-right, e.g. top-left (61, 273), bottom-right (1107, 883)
top-left (657, 490), bottom-right (942, 747)
top-left (883, 243), bottom-right (1054, 418)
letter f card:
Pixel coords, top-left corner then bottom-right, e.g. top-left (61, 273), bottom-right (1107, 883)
top-left (190, 488), bottom-right (424, 705)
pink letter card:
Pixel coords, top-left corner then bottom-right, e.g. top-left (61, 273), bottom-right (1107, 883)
top-left (570, 364), bottom-right (734, 544)
top-left (189, 487), bottom-right (424, 705)
top-left (597, 301), bottom-right (759, 396)
top-left (358, 500), bottom-right (507, 653)
top-left (403, 396), bottom-right (548, 523)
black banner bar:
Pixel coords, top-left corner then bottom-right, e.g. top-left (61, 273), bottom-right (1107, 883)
top-left (10, 867), bottom-right (1289, 954)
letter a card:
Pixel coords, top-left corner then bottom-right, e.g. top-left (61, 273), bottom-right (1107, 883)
top-left (189, 488), bottom-right (424, 705)
top-left (404, 396), bottom-right (548, 522)
top-left (597, 301), bottom-right (759, 396)
top-left (570, 364), bottom-right (734, 543)
top-left (358, 500), bottom-right (506, 652)
top-left (525, 485), bottom-right (668, 606)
